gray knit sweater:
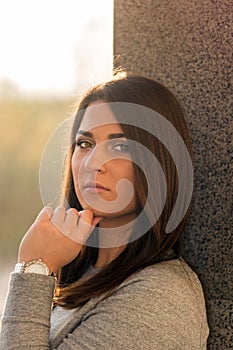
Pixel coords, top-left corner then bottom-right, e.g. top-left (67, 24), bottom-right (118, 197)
top-left (0, 258), bottom-right (209, 349)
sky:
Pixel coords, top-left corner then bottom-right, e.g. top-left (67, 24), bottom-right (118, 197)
top-left (0, 0), bottom-right (113, 97)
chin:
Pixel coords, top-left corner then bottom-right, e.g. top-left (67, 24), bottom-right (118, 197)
top-left (79, 199), bottom-right (136, 221)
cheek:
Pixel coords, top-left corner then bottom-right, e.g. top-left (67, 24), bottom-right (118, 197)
top-left (71, 154), bottom-right (82, 190)
top-left (125, 163), bottom-right (135, 201)
top-left (71, 152), bottom-right (82, 176)
top-left (123, 161), bottom-right (134, 184)
top-left (71, 155), bottom-right (76, 180)
top-left (71, 155), bottom-right (85, 203)
top-left (71, 154), bottom-right (76, 173)
top-left (114, 162), bottom-right (135, 193)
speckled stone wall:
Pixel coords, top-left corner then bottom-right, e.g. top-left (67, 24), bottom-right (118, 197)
top-left (114, 1), bottom-right (232, 349)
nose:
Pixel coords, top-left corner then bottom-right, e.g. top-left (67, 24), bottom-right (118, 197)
top-left (83, 144), bottom-right (107, 173)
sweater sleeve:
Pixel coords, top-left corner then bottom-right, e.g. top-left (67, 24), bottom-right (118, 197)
top-left (0, 272), bottom-right (55, 349)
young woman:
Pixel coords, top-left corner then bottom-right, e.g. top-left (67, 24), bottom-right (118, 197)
top-left (0, 74), bottom-right (209, 349)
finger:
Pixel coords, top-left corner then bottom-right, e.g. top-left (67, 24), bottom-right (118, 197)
top-left (44, 206), bottom-right (53, 220)
top-left (51, 206), bottom-right (66, 226)
top-left (35, 206), bottom-right (53, 223)
top-left (92, 216), bottom-right (104, 227)
top-left (72, 209), bottom-right (95, 244)
top-left (65, 208), bottom-right (79, 221)
top-left (62, 208), bottom-right (79, 235)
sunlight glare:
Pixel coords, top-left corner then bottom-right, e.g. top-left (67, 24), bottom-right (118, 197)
top-left (0, 0), bottom-right (113, 96)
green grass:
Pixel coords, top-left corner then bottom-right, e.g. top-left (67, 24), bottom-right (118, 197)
top-left (0, 97), bottom-right (75, 259)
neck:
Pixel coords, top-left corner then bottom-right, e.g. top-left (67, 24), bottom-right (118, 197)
top-left (94, 246), bottom-right (126, 268)
top-left (94, 215), bottom-right (135, 268)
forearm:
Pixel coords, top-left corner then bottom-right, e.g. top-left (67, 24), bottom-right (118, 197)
top-left (0, 272), bottom-right (55, 349)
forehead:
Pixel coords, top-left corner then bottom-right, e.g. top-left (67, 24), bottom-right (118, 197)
top-left (78, 101), bottom-right (122, 133)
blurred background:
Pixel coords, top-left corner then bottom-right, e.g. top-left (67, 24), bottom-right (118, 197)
top-left (0, 0), bottom-right (113, 316)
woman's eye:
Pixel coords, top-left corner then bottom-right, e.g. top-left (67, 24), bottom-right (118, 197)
top-left (76, 140), bottom-right (94, 149)
top-left (112, 143), bottom-right (129, 153)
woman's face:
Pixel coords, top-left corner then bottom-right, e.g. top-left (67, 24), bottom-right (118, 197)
top-left (71, 101), bottom-right (136, 224)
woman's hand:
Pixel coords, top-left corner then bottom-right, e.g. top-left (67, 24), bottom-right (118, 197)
top-left (18, 206), bottom-right (102, 273)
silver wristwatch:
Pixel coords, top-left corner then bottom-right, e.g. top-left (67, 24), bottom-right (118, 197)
top-left (14, 258), bottom-right (51, 275)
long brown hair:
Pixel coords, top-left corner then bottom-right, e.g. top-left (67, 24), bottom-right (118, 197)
top-left (55, 73), bottom-right (193, 308)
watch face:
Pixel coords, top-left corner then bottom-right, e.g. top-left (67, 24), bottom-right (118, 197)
top-left (25, 262), bottom-right (49, 275)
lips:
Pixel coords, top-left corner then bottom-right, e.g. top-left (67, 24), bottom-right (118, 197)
top-left (84, 182), bottom-right (109, 193)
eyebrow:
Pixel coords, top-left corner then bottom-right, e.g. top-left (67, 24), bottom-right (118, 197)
top-left (76, 130), bottom-right (126, 139)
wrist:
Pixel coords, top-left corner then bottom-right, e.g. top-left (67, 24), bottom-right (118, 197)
top-left (14, 258), bottom-right (52, 276)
